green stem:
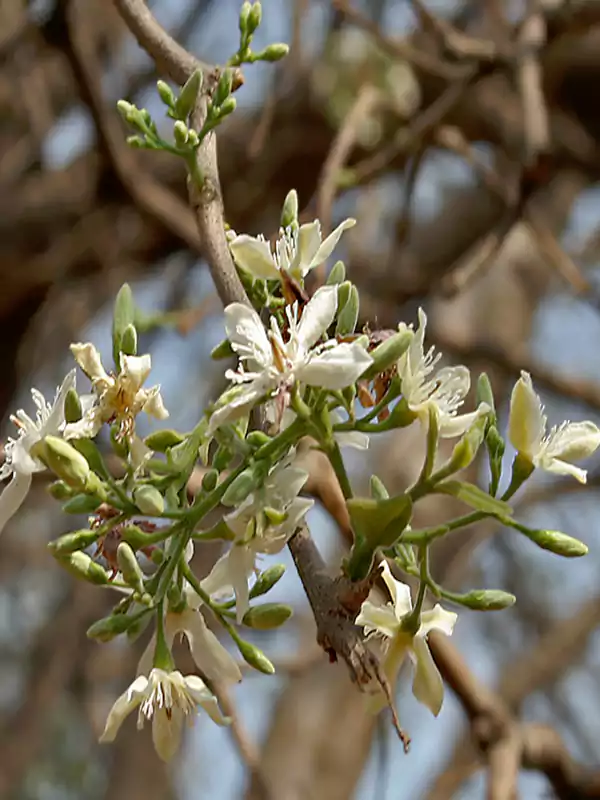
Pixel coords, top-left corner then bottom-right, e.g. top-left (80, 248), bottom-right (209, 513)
top-left (325, 439), bottom-right (353, 500)
top-left (153, 600), bottom-right (175, 671)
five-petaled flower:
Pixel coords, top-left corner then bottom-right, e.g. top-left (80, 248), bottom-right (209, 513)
top-left (100, 668), bottom-right (228, 762)
top-left (356, 560), bottom-right (457, 716)
top-left (65, 343), bottom-right (168, 442)
top-left (229, 218), bottom-right (355, 282)
top-left (202, 458), bottom-right (314, 621)
top-left (397, 309), bottom-right (488, 437)
top-left (208, 285), bottom-right (372, 433)
top-left (508, 371), bottom-right (600, 483)
top-left (0, 370), bottom-right (76, 535)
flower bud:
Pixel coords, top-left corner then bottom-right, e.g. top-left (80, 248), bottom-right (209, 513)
top-left (476, 373), bottom-right (496, 414)
top-left (336, 284), bottom-right (360, 336)
top-left (520, 527), bottom-right (588, 558)
top-left (48, 529), bottom-right (99, 555)
top-left (213, 444), bottom-right (234, 471)
top-left (222, 463), bottom-right (266, 507)
top-left (235, 637), bottom-right (274, 674)
top-left (117, 543), bottom-right (146, 594)
top-left (120, 324), bottom-right (137, 357)
top-left (242, 603), bottom-right (292, 630)
top-left (247, 2), bottom-right (262, 34)
top-left (121, 524), bottom-right (151, 550)
top-left (453, 589), bottom-right (516, 611)
top-left (254, 43), bottom-right (289, 62)
top-left (217, 97), bottom-right (237, 118)
top-left (239, 1), bottom-right (252, 33)
top-left (249, 564), bottom-right (285, 599)
top-left (64, 388), bottom-right (82, 423)
top-left (133, 485), bottom-right (165, 516)
top-left (361, 330), bottom-right (413, 380)
top-left (370, 475), bottom-right (389, 501)
top-left (214, 69), bottom-right (233, 107)
top-left (174, 69), bottom-right (203, 120)
top-left (48, 481), bottom-right (73, 500)
top-left (117, 99), bottom-right (135, 121)
top-left (58, 551), bottom-right (110, 585)
top-left (62, 493), bottom-right (103, 514)
top-left (211, 339), bottom-right (235, 360)
top-left (43, 436), bottom-right (90, 490)
top-left (112, 283), bottom-right (135, 365)
top-left (144, 429), bottom-right (185, 452)
top-left (87, 613), bottom-right (140, 642)
top-left (201, 469), bottom-right (219, 492)
top-left (280, 189), bottom-right (299, 229)
top-left (173, 120), bottom-right (189, 146)
top-left (157, 80), bottom-right (175, 108)
top-left (126, 136), bottom-right (146, 148)
top-left (326, 260), bottom-right (346, 285)
top-left (246, 431), bottom-right (271, 449)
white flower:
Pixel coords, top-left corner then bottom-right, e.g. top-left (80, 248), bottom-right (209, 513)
top-left (397, 309), bottom-right (486, 437)
top-left (356, 561), bottom-right (457, 716)
top-left (229, 218), bottom-right (355, 282)
top-left (0, 370), bottom-right (76, 535)
top-left (203, 458), bottom-right (314, 621)
top-left (65, 343), bottom-right (168, 441)
top-left (208, 285), bottom-right (373, 433)
top-left (100, 668), bottom-right (228, 762)
top-left (508, 371), bottom-right (600, 483)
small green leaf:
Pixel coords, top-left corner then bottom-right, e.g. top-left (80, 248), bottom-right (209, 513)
top-left (435, 480), bottom-right (512, 516)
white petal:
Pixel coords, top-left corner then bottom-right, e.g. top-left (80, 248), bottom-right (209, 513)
top-left (44, 369), bottom-right (77, 434)
top-left (229, 545), bottom-right (255, 623)
top-left (224, 303), bottom-right (273, 369)
top-left (508, 372), bottom-right (545, 458)
top-left (152, 708), bottom-right (183, 762)
top-left (299, 342), bottom-right (372, 390)
top-left (335, 429), bottom-right (370, 450)
top-left (380, 561), bottom-right (413, 620)
top-left (178, 609), bottom-right (242, 684)
top-left (268, 464), bottom-right (309, 505)
top-left (184, 675), bottom-right (230, 726)
top-left (99, 675), bottom-right (148, 742)
top-left (410, 636), bottom-right (445, 716)
top-left (356, 600), bottom-right (399, 639)
top-left (208, 380), bottom-right (268, 434)
top-left (71, 343), bottom-right (109, 384)
top-left (309, 218), bottom-right (356, 270)
top-left (292, 221), bottom-right (322, 276)
top-left (541, 421), bottom-right (600, 464)
top-left (121, 354), bottom-right (152, 391)
top-left (200, 553), bottom-right (234, 598)
top-left (137, 635), bottom-right (156, 678)
top-left (296, 286), bottom-right (338, 350)
top-left (437, 405), bottom-right (488, 439)
top-left (418, 605), bottom-right (457, 638)
top-left (536, 458), bottom-right (588, 484)
top-left (142, 389), bottom-right (169, 420)
top-left (230, 235), bottom-right (280, 280)
top-left (0, 472), bottom-right (32, 535)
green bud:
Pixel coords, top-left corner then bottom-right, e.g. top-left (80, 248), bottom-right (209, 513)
top-left (336, 284), bottom-right (360, 336)
top-left (249, 564), bottom-right (286, 599)
top-left (144, 429), bottom-right (185, 452)
top-left (361, 330), bottom-right (413, 380)
top-left (326, 260), bottom-right (346, 285)
top-left (221, 465), bottom-right (262, 507)
top-left (213, 444), bottom-right (235, 472)
top-left (167, 582), bottom-right (185, 613)
top-left (157, 80), bottom-right (175, 108)
top-left (150, 547), bottom-right (165, 565)
top-left (476, 373), bottom-right (496, 414)
top-left (48, 481), bottom-right (73, 500)
top-left (201, 469), bottom-right (219, 492)
top-left (518, 526), bottom-right (588, 558)
top-left (280, 189), bottom-right (298, 229)
top-left (211, 339), bottom-right (235, 360)
top-left (71, 438), bottom-right (110, 481)
top-left (117, 99), bottom-right (135, 119)
top-left (254, 43), bottom-right (289, 62)
top-left (187, 129), bottom-right (199, 147)
top-left (246, 431), bottom-right (271, 449)
top-left (248, 2), bottom-right (262, 34)
top-left (87, 613), bottom-right (140, 642)
top-left (139, 108), bottom-right (153, 127)
top-left (174, 69), bottom-right (203, 120)
top-left (44, 436), bottom-right (90, 490)
top-left (126, 135), bottom-right (146, 148)
top-left (239, 1), bottom-right (252, 33)
top-left (173, 120), bottom-right (189, 146)
top-left (48, 529), bottom-right (99, 555)
top-left (64, 388), bottom-right (82, 424)
top-left (58, 551), bottom-right (110, 585)
top-left (117, 543), bottom-right (146, 593)
top-left (336, 281), bottom-right (351, 314)
top-left (112, 283), bottom-right (135, 365)
top-left (370, 475), bottom-right (389, 501)
top-left (62, 493), bottom-right (103, 514)
top-left (242, 603), bottom-right (292, 630)
top-left (235, 637), bottom-right (274, 674)
top-left (120, 324), bottom-right (138, 357)
top-left (214, 69), bottom-right (233, 107)
top-left (217, 97), bottom-right (237, 118)
top-left (486, 426), bottom-right (505, 496)
top-left (133, 485), bottom-right (165, 516)
top-left (453, 589), bottom-right (516, 611)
